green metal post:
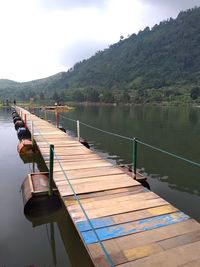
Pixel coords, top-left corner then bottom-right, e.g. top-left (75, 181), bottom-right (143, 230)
top-left (49, 144), bottom-right (54, 196)
top-left (132, 138), bottom-right (138, 179)
top-left (24, 114), bottom-right (27, 128)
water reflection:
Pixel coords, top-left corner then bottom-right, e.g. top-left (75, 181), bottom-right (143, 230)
top-left (19, 151), bottom-right (48, 173)
top-left (189, 109), bottom-right (199, 124)
top-left (0, 107), bottom-right (94, 266)
top-left (19, 135), bottom-right (93, 266)
top-left (25, 204), bottom-right (93, 267)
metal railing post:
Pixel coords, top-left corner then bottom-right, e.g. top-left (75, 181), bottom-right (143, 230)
top-left (24, 114), bottom-right (27, 128)
top-left (56, 111), bottom-right (59, 128)
top-left (49, 144), bottom-right (54, 196)
top-left (132, 137), bottom-right (138, 179)
top-left (32, 162), bottom-right (35, 173)
top-left (77, 120), bottom-right (80, 141)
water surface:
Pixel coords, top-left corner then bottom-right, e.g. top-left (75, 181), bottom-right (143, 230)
top-left (44, 105), bottom-right (200, 222)
top-left (1, 105), bottom-right (200, 266)
top-left (0, 108), bottom-right (93, 267)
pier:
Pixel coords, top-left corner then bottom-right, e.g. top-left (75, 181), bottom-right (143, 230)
top-left (15, 107), bottom-right (200, 267)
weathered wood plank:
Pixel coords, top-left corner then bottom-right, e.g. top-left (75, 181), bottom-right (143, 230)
top-left (67, 198), bottom-right (168, 221)
top-left (76, 212), bottom-right (189, 244)
top-left (53, 166), bottom-right (125, 179)
top-left (56, 174), bottom-right (139, 186)
top-left (117, 240), bottom-right (200, 267)
top-left (67, 191), bottom-right (159, 210)
top-left (65, 186), bottom-right (145, 206)
top-left (73, 204), bottom-right (177, 226)
top-left (88, 220), bottom-right (200, 266)
top-left (51, 160), bottom-right (113, 171)
top-left (18, 106), bottom-right (200, 267)
top-left (57, 174), bottom-right (140, 196)
top-left (45, 154), bottom-right (103, 162)
top-left (180, 259), bottom-right (200, 267)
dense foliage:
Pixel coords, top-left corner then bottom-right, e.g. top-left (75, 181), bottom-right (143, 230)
top-left (1, 7), bottom-right (200, 104)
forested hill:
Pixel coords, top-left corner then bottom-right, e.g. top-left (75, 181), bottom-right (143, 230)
top-left (69, 7), bottom-right (200, 90)
top-left (0, 72), bottom-right (69, 100)
top-left (1, 7), bottom-right (200, 103)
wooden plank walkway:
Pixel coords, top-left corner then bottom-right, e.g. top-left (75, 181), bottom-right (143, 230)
top-left (17, 107), bottom-right (200, 267)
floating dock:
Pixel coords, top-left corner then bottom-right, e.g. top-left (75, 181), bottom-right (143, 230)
top-left (41, 105), bottom-right (72, 112)
top-left (16, 107), bottom-right (200, 267)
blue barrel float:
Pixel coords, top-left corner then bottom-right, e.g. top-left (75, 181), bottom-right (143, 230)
top-left (13, 116), bottom-right (22, 124)
top-left (17, 127), bottom-right (31, 140)
top-left (15, 120), bottom-right (25, 130)
top-left (80, 138), bottom-right (90, 149)
top-left (12, 112), bottom-right (18, 118)
top-left (59, 126), bottom-right (66, 133)
top-left (11, 109), bottom-right (17, 114)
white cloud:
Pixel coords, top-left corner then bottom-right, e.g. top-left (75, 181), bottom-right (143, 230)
top-left (140, 0), bottom-right (200, 10)
top-left (35, 0), bottom-right (107, 10)
top-left (0, 0), bottom-right (199, 81)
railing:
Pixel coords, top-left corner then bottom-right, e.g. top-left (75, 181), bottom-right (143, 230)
top-left (55, 112), bottom-right (200, 173)
top-left (16, 107), bottom-right (120, 265)
top-left (24, 117), bottom-right (115, 267)
top-left (17, 106), bottom-right (200, 267)
top-left (18, 106), bottom-right (200, 172)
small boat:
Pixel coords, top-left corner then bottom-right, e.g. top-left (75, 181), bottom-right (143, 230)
top-left (42, 105), bottom-right (72, 112)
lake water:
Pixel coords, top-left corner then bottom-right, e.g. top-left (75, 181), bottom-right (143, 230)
top-left (52, 105), bottom-right (200, 221)
top-left (1, 105), bottom-right (200, 266)
top-left (0, 108), bottom-right (93, 267)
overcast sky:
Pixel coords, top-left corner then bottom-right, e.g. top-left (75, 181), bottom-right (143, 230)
top-left (0, 0), bottom-right (199, 82)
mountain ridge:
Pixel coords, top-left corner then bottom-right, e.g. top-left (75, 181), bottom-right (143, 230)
top-left (1, 6), bottom-right (200, 103)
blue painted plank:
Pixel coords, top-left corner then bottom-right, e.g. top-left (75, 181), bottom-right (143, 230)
top-left (76, 217), bottom-right (114, 232)
top-left (78, 212), bottom-right (190, 244)
top-left (76, 205), bottom-right (177, 232)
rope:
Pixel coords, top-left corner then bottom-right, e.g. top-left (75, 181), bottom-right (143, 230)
top-left (80, 121), bottom-right (133, 141)
top-left (18, 106), bottom-right (200, 266)
top-left (137, 139), bottom-right (200, 168)
top-left (55, 113), bottom-right (200, 169)
top-left (59, 113), bottom-right (132, 140)
top-left (59, 114), bottom-right (77, 123)
top-left (53, 150), bottom-right (115, 267)
top-left (27, 118), bottom-right (114, 267)
top-left (19, 106), bottom-right (200, 265)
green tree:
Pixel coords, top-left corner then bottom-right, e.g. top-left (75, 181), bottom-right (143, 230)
top-left (85, 88), bottom-right (100, 102)
top-left (72, 90), bottom-right (84, 102)
top-left (101, 91), bottom-right (114, 103)
top-left (39, 92), bottom-right (45, 100)
top-left (18, 90), bottom-right (26, 100)
top-left (190, 87), bottom-right (200, 100)
top-left (59, 91), bottom-right (66, 101)
top-left (121, 91), bottom-right (130, 103)
top-left (52, 91), bottom-right (59, 101)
